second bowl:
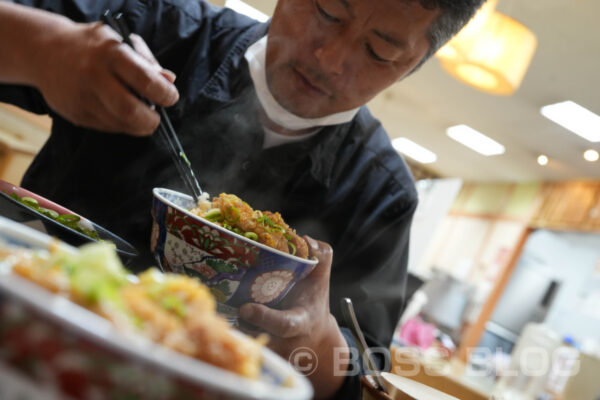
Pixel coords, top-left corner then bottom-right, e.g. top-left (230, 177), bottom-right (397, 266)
top-left (151, 188), bottom-right (318, 315)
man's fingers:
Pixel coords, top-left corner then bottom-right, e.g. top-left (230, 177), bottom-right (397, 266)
top-left (129, 34), bottom-right (159, 66)
top-left (303, 236), bottom-right (333, 281)
top-left (130, 34), bottom-right (177, 83)
top-left (160, 69), bottom-right (177, 83)
top-left (239, 303), bottom-right (310, 338)
top-left (95, 72), bottom-right (160, 135)
top-left (110, 44), bottom-right (179, 107)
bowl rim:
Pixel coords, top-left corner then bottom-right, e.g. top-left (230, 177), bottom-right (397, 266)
top-left (153, 188), bottom-right (318, 265)
top-left (0, 216), bottom-right (313, 400)
top-left (0, 179), bottom-right (137, 258)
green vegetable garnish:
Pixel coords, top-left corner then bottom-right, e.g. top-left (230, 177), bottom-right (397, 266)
top-left (224, 206), bottom-right (240, 223)
top-left (179, 151), bottom-right (191, 167)
top-left (288, 241), bottom-right (297, 256)
top-left (204, 208), bottom-right (222, 221)
top-left (56, 242), bottom-right (129, 305)
top-left (39, 207), bottom-right (59, 219)
top-left (21, 196), bottom-right (39, 207)
top-left (256, 215), bottom-right (288, 234)
top-left (257, 215), bottom-right (272, 226)
top-left (161, 295), bottom-right (186, 318)
top-left (244, 232), bottom-right (258, 241)
top-left (272, 224), bottom-right (286, 234)
top-left (8, 192), bottom-right (99, 240)
top-left (57, 214), bottom-right (81, 224)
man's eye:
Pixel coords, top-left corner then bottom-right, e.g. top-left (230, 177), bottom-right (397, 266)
top-left (365, 44), bottom-right (391, 63)
top-left (316, 2), bottom-right (341, 23)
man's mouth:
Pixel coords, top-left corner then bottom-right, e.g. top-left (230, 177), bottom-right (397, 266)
top-left (292, 67), bottom-right (332, 97)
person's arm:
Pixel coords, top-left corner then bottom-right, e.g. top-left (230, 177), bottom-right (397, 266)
top-left (239, 237), bottom-right (350, 400)
top-left (0, 1), bottom-right (178, 135)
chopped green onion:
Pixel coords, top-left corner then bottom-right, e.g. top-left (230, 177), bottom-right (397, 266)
top-left (9, 192), bottom-right (99, 241)
top-left (203, 209), bottom-right (222, 221)
top-left (225, 206), bottom-right (240, 223)
top-left (288, 241), bottom-right (297, 256)
top-left (132, 315), bottom-right (144, 329)
top-left (179, 151), bottom-right (191, 167)
top-left (161, 295), bottom-right (186, 318)
top-left (244, 232), bottom-right (258, 241)
top-left (273, 224), bottom-right (286, 233)
top-left (40, 207), bottom-right (59, 219)
top-left (21, 196), bottom-right (39, 207)
top-left (58, 214), bottom-right (80, 224)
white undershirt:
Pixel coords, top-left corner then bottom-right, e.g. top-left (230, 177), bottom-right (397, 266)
top-left (262, 126), bottom-right (319, 149)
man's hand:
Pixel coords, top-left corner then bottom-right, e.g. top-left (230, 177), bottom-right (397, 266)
top-left (239, 237), bottom-right (350, 400)
top-left (0, 3), bottom-right (178, 136)
top-left (36, 21), bottom-right (179, 136)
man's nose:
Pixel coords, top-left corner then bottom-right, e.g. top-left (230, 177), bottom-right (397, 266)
top-left (314, 35), bottom-right (351, 75)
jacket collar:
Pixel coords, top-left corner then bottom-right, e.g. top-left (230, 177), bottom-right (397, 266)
top-left (199, 22), bottom-right (268, 102)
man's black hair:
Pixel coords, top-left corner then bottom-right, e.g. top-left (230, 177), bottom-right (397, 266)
top-left (414, 0), bottom-right (487, 70)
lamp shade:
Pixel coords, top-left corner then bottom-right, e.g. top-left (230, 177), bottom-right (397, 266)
top-left (438, 11), bottom-right (537, 95)
top-left (436, 0), bottom-right (498, 62)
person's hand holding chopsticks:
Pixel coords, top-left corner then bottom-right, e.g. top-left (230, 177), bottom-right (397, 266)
top-left (0, 2), bottom-right (178, 136)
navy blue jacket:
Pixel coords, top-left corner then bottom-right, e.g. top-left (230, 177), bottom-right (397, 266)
top-left (2, 0), bottom-right (418, 397)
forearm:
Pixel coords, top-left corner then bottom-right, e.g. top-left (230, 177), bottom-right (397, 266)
top-left (0, 2), bottom-right (74, 86)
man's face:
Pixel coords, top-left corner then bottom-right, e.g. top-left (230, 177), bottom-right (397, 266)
top-left (266, 0), bottom-right (440, 118)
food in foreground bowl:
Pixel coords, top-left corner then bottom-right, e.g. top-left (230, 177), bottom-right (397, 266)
top-left (190, 193), bottom-right (309, 259)
top-left (2, 242), bottom-right (265, 379)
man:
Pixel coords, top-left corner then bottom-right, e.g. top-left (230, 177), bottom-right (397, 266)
top-left (0, 0), bottom-right (484, 398)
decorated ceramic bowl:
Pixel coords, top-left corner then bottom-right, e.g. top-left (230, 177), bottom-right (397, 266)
top-left (151, 188), bottom-right (318, 316)
top-left (0, 216), bottom-right (313, 400)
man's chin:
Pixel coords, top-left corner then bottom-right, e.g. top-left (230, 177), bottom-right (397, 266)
top-left (267, 76), bottom-right (330, 118)
top-left (272, 92), bottom-right (331, 119)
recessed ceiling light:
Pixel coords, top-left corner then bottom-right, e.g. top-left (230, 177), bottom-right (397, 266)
top-left (392, 138), bottom-right (438, 164)
top-left (583, 149), bottom-right (599, 162)
top-left (540, 101), bottom-right (600, 142)
top-left (446, 125), bottom-right (505, 156)
top-left (537, 155), bottom-right (548, 166)
top-left (225, 0), bottom-right (269, 22)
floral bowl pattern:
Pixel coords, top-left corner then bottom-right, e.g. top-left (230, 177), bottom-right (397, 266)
top-left (151, 188), bottom-right (318, 314)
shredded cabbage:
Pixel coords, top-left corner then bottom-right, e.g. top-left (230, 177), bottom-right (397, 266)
top-left (48, 242), bottom-right (128, 304)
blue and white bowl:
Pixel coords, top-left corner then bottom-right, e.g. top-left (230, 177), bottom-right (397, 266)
top-left (151, 188), bottom-right (318, 315)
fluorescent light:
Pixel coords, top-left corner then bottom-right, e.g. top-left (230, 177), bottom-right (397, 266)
top-left (540, 101), bottom-right (600, 142)
top-left (584, 149), bottom-right (599, 162)
top-left (537, 155), bottom-right (548, 166)
top-left (446, 125), bottom-right (505, 156)
top-left (392, 138), bottom-right (437, 164)
top-left (225, 0), bottom-right (269, 22)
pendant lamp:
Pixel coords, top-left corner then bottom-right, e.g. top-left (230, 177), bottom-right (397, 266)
top-left (436, 1), bottom-right (537, 96)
